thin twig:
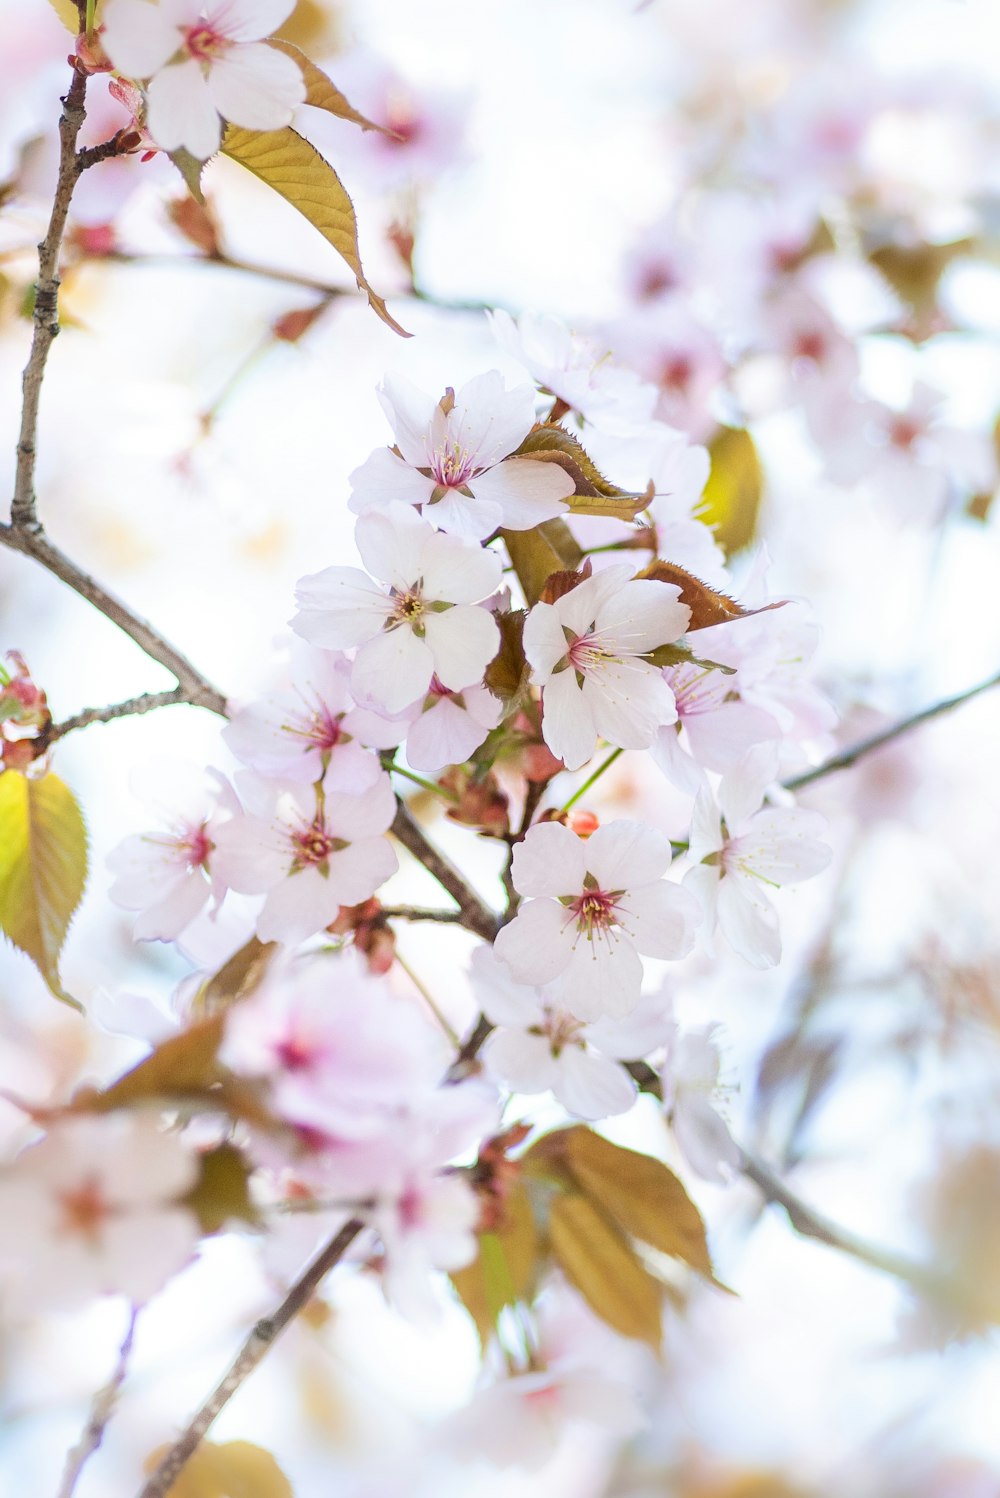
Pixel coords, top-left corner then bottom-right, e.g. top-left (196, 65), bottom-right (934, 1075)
top-left (57, 1306), bottom-right (138, 1498)
top-left (448, 1013), bottom-right (495, 1079)
top-left (379, 905), bottom-right (466, 925)
top-left (0, 524), bottom-right (227, 717)
top-left (783, 668), bottom-right (1000, 792)
top-left (391, 801), bottom-right (500, 943)
top-left (136, 1219), bottom-right (363, 1498)
top-left (45, 688), bottom-right (191, 743)
top-left (12, 57), bottom-right (88, 530)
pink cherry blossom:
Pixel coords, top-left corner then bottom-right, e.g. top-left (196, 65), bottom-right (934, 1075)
top-left (523, 562), bottom-right (690, 771)
top-left (349, 372), bottom-right (574, 541)
top-left (652, 661), bottom-right (780, 794)
top-left (662, 1022), bottom-right (741, 1182)
top-left (448, 1365), bottom-right (644, 1470)
top-left (101, 0), bottom-right (305, 160)
top-left (291, 506), bottom-right (503, 714)
top-left (107, 760), bottom-right (238, 942)
top-left (404, 675), bottom-right (503, 775)
top-left (223, 644), bottom-right (403, 787)
top-left (494, 820), bottom-right (699, 1021)
top-left (0, 1114), bottom-right (199, 1311)
top-left (212, 767), bottom-right (398, 944)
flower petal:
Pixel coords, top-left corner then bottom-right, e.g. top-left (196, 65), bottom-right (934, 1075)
top-left (585, 820), bottom-right (672, 890)
top-left (510, 821), bottom-right (587, 897)
top-left (146, 59), bottom-right (221, 159)
top-left (207, 40), bottom-right (304, 130)
top-left (422, 606), bottom-right (499, 691)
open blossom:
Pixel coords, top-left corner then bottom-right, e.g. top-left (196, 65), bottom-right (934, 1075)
top-left (0, 1115), bottom-right (198, 1311)
top-left (472, 948), bottom-right (673, 1119)
top-left (494, 820), bottom-right (698, 1021)
top-left (349, 372), bottom-right (574, 541)
top-left (404, 675), bottom-right (503, 774)
top-left (662, 1022), bottom-right (741, 1182)
top-left (223, 644), bottom-right (403, 787)
top-left (292, 506), bottom-right (502, 714)
top-left (107, 760), bottom-right (237, 941)
top-left (101, 0), bottom-right (305, 160)
top-left (212, 768), bottom-right (398, 944)
top-left (684, 766), bottom-right (831, 968)
top-left (652, 661), bottom-right (780, 794)
top-left (523, 562), bottom-right (690, 771)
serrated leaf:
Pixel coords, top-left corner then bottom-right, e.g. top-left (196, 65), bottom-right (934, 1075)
top-left (451, 1182), bottom-right (538, 1345)
top-left (484, 610), bottom-right (528, 706)
top-left (184, 1143), bottom-right (259, 1234)
top-left (514, 424), bottom-right (649, 518)
top-left (195, 935), bottom-right (278, 1018)
top-left (699, 427), bottom-right (763, 558)
top-left (267, 40), bottom-right (395, 135)
top-left (85, 1015), bottom-right (226, 1112)
top-left (562, 1126), bottom-right (715, 1279)
top-left (220, 125), bottom-right (408, 336)
top-left (168, 149), bottom-right (207, 204)
top-left (45, 0), bottom-right (79, 30)
top-left (501, 519), bottom-right (583, 607)
top-left (0, 771), bottom-right (88, 1007)
top-left (636, 559), bottom-right (786, 631)
top-left (145, 1439), bottom-right (293, 1498)
top-left (643, 641), bottom-right (735, 675)
top-left (549, 1192), bottom-right (662, 1348)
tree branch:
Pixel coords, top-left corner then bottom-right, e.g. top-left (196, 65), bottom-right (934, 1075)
top-left (391, 801), bottom-right (500, 943)
top-left (44, 688), bottom-right (192, 743)
top-left (0, 524), bottom-right (227, 717)
top-left (58, 1306), bottom-right (138, 1498)
top-left (136, 1219), bottom-right (363, 1498)
top-left (783, 668), bottom-right (1000, 792)
top-left (12, 58), bottom-right (89, 531)
top-left (380, 904), bottom-right (466, 925)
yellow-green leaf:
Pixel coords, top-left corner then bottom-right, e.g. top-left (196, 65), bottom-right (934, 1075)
top-left (168, 149), bottom-right (208, 205)
top-left (501, 519), bottom-right (583, 607)
top-left (83, 1015), bottom-right (226, 1112)
top-left (146, 1439), bottom-right (293, 1498)
top-left (562, 1126), bottom-right (715, 1280)
top-left (451, 1182), bottom-right (538, 1344)
top-left (220, 125), bottom-right (408, 337)
top-left (0, 770), bottom-right (87, 1007)
top-left (195, 935), bottom-right (278, 1017)
top-left (267, 40), bottom-right (394, 135)
top-left (184, 1143), bottom-right (259, 1234)
top-left (699, 427), bottom-right (763, 558)
top-left (45, 0), bottom-right (79, 30)
top-left (514, 424), bottom-right (649, 519)
top-left (549, 1192), bottom-right (662, 1348)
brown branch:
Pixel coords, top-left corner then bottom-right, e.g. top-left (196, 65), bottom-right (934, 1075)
top-left (379, 904), bottom-right (466, 925)
top-left (45, 688), bottom-right (192, 743)
top-left (58, 1306), bottom-right (137, 1498)
top-left (0, 524), bottom-right (227, 717)
top-left (136, 1219), bottom-right (363, 1498)
top-left (391, 801), bottom-right (500, 943)
top-left (12, 58), bottom-right (89, 530)
top-left (783, 668), bottom-right (1000, 792)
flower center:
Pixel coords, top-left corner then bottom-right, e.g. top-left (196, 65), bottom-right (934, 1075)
top-left (58, 1176), bottom-right (111, 1243)
top-left (430, 440), bottom-right (477, 488)
top-left (292, 819), bottom-right (342, 868)
top-left (541, 1009), bottom-right (586, 1055)
top-left (565, 627), bottom-right (614, 677)
top-left (392, 589), bottom-right (425, 626)
top-left (568, 887), bottom-right (619, 939)
top-left (183, 22), bottom-right (228, 63)
top-left (286, 703), bottom-right (345, 753)
top-left (185, 823), bottom-right (213, 871)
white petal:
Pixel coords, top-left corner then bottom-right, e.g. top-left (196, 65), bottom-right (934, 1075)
top-left (326, 837), bottom-right (398, 904)
top-left (672, 1097), bottom-right (741, 1183)
top-left (585, 820), bottom-right (672, 890)
top-left (206, 0), bottom-right (296, 42)
top-left (101, 0), bottom-right (179, 78)
top-left (539, 668), bottom-right (596, 771)
top-left (483, 1029), bottom-right (557, 1096)
top-left (523, 602), bottom-right (569, 681)
top-left (208, 42), bottom-right (305, 131)
top-left (731, 809), bottom-right (831, 883)
top-left (555, 563), bottom-right (635, 637)
top-left (146, 60), bottom-right (221, 160)
top-left (586, 660), bottom-right (676, 750)
top-left (469, 458), bottom-right (572, 530)
top-left (377, 374), bottom-right (437, 465)
top-left (557, 930), bottom-right (643, 1022)
top-left (352, 627), bottom-right (434, 713)
top-left (449, 372), bottom-right (535, 467)
top-left (323, 772), bottom-right (396, 839)
top-left (424, 489), bottom-right (501, 541)
top-left (422, 607), bottom-right (499, 692)
top-left (257, 866), bottom-right (339, 943)
top-left (406, 697), bottom-right (489, 773)
top-left (596, 577), bottom-right (690, 652)
top-left (617, 881), bottom-right (698, 960)
top-left (292, 567), bottom-right (390, 649)
top-left (555, 1047), bottom-right (636, 1119)
top-left (212, 815), bottom-right (288, 893)
top-left (349, 446), bottom-right (437, 515)
top-left (132, 873), bottom-right (211, 941)
top-left (510, 821), bottom-right (586, 897)
top-left (355, 507), bottom-right (427, 590)
top-left (717, 872), bottom-right (781, 967)
top-left (470, 947), bottom-right (545, 1025)
top-left (493, 898), bottom-right (575, 986)
top-left (651, 722), bottom-right (707, 795)
top-left (418, 533), bottom-right (502, 604)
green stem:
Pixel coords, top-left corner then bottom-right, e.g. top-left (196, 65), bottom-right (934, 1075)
top-left (559, 746), bottom-right (623, 814)
top-left (390, 762), bottom-right (459, 803)
top-left (394, 950), bottom-right (461, 1047)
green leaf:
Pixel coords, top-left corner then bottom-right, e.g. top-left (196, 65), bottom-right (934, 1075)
top-left (220, 125), bottom-right (409, 337)
top-left (168, 149), bottom-right (208, 205)
top-left (514, 424), bottom-right (649, 519)
top-left (0, 771), bottom-right (88, 1007)
top-left (699, 427), bottom-right (763, 558)
top-left (145, 1439), bottom-right (293, 1497)
top-left (549, 1192), bottom-right (663, 1348)
top-left (643, 641), bottom-right (736, 675)
top-left (501, 518), bottom-right (583, 607)
top-left (451, 1182), bottom-right (538, 1345)
top-left (184, 1143), bottom-right (259, 1234)
top-left (267, 40), bottom-right (396, 135)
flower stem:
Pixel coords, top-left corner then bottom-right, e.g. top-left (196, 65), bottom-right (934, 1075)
top-left (394, 950), bottom-right (461, 1047)
top-left (390, 763), bottom-right (459, 803)
top-left (559, 746), bottom-right (623, 814)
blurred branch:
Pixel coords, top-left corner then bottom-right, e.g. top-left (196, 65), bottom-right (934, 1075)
top-left (391, 800), bottom-right (500, 942)
top-left (58, 1306), bottom-right (138, 1498)
top-left (0, 525), bottom-right (227, 717)
top-left (136, 1219), bottom-right (363, 1498)
top-left (784, 668), bottom-right (1000, 791)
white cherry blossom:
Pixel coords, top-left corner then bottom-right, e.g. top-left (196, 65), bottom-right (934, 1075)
top-left (291, 506), bottom-right (502, 714)
top-left (0, 1115), bottom-right (198, 1311)
top-left (349, 371), bottom-right (574, 541)
top-left (494, 820), bottom-right (699, 1021)
top-left (652, 661), bottom-right (780, 794)
top-left (523, 562), bottom-right (690, 771)
top-left (212, 767), bottom-right (398, 944)
top-left (662, 1023), bottom-right (741, 1182)
top-left (107, 760), bottom-right (237, 942)
top-left (404, 675), bottom-right (503, 774)
top-left (101, 0), bottom-right (305, 161)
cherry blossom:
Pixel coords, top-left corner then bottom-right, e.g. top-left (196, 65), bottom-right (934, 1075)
top-left (101, 0), bottom-right (305, 161)
top-left (652, 661), bottom-right (780, 794)
top-left (494, 820), bottom-right (699, 1020)
top-left (349, 372), bottom-right (574, 541)
top-left (662, 1022), bottom-right (741, 1182)
top-left (404, 675), bottom-right (503, 774)
top-left (523, 562), bottom-right (690, 771)
top-left (223, 644), bottom-right (403, 787)
top-left (448, 1365), bottom-right (644, 1470)
top-left (472, 947), bottom-right (673, 1119)
top-left (291, 506), bottom-right (502, 714)
top-left (0, 1114), bottom-right (198, 1311)
top-left (684, 769), bottom-right (832, 968)
top-left (212, 767), bottom-right (398, 944)
top-left (107, 760), bottom-right (238, 942)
